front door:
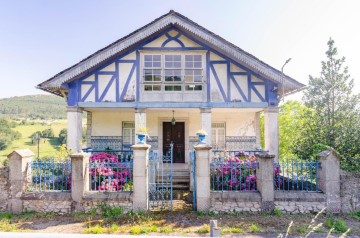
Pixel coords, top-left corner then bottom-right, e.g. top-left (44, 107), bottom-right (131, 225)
top-left (163, 122), bottom-right (185, 163)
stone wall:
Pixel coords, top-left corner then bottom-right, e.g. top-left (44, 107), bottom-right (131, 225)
top-left (0, 167), bottom-right (9, 212)
top-left (210, 192), bottom-right (262, 212)
top-left (81, 192), bottom-right (133, 213)
top-left (340, 170), bottom-right (360, 213)
top-left (274, 191), bottom-right (326, 214)
top-left (22, 192), bottom-right (72, 214)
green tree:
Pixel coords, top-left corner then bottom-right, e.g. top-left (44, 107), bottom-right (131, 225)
top-left (295, 38), bottom-right (360, 169)
top-left (58, 128), bottom-right (67, 145)
top-left (0, 118), bottom-right (21, 150)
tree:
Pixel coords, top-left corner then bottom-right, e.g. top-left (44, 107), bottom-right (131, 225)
top-left (296, 38), bottom-right (360, 169)
top-left (0, 118), bottom-right (21, 150)
top-left (58, 128), bottom-right (67, 145)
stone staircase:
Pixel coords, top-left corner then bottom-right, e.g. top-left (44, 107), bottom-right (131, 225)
top-left (156, 168), bottom-right (190, 190)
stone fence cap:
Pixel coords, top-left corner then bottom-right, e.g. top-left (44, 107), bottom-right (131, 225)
top-left (7, 149), bottom-right (35, 159)
top-left (255, 152), bottom-right (275, 159)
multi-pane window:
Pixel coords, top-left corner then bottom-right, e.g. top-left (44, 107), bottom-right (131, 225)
top-left (143, 54), bottom-right (204, 92)
top-left (212, 122), bottom-right (226, 150)
top-left (123, 122), bottom-right (135, 149)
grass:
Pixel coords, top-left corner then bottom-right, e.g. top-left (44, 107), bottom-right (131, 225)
top-left (249, 223), bottom-right (261, 232)
top-left (84, 224), bottom-right (104, 234)
top-left (195, 224), bottom-right (210, 234)
top-left (324, 218), bottom-right (349, 233)
top-left (0, 120), bottom-right (67, 164)
top-left (0, 220), bottom-right (19, 232)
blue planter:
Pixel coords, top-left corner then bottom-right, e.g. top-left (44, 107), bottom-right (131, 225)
top-left (137, 134), bottom-right (146, 144)
top-left (198, 134), bottom-right (206, 144)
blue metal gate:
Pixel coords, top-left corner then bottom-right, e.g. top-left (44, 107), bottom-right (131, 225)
top-left (148, 144), bottom-right (173, 211)
top-left (190, 150), bottom-right (197, 211)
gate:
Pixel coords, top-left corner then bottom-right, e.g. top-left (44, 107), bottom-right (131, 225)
top-left (190, 150), bottom-right (197, 211)
top-left (148, 144), bottom-right (173, 211)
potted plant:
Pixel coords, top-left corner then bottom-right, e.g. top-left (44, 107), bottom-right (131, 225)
top-left (196, 129), bottom-right (208, 144)
top-left (136, 127), bottom-right (150, 144)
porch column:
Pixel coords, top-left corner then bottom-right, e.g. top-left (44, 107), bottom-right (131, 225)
top-left (200, 108), bottom-right (212, 145)
top-left (86, 111), bottom-right (92, 148)
top-left (135, 108), bottom-right (146, 143)
top-left (255, 112), bottom-right (261, 149)
top-left (264, 107), bottom-right (279, 161)
top-left (67, 106), bottom-right (83, 153)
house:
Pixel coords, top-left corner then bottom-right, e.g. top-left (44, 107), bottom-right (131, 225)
top-left (37, 10), bottom-right (304, 167)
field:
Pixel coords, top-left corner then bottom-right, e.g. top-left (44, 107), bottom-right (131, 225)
top-left (0, 120), bottom-right (67, 165)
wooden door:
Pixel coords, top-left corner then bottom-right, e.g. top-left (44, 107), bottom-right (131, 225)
top-left (163, 122), bottom-right (185, 163)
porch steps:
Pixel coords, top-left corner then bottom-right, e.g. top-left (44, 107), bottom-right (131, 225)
top-left (156, 169), bottom-right (190, 190)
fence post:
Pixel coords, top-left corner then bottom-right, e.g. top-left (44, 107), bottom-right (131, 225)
top-left (7, 149), bottom-right (34, 214)
top-left (131, 144), bottom-right (151, 212)
top-left (318, 149), bottom-right (341, 213)
top-left (256, 152), bottom-right (275, 212)
top-left (194, 144), bottom-right (212, 212)
top-left (70, 152), bottom-right (90, 212)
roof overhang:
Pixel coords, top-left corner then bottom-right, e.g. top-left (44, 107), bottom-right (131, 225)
top-left (37, 10), bottom-right (305, 97)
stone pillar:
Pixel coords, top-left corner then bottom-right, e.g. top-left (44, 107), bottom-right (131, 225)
top-left (135, 108), bottom-right (146, 143)
top-left (86, 111), bottom-right (92, 148)
top-left (131, 144), bottom-right (151, 211)
top-left (318, 149), bottom-right (341, 213)
top-left (8, 149), bottom-right (34, 214)
top-left (200, 108), bottom-right (212, 145)
top-left (194, 144), bottom-right (212, 212)
top-left (67, 106), bottom-right (83, 153)
top-left (256, 152), bottom-right (275, 212)
top-left (264, 107), bottom-right (279, 161)
top-left (254, 112), bottom-right (261, 149)
top-left (70, 153), bottom-right (90, 212)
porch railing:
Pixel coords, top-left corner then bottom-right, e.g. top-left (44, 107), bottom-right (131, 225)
top-left (210, 150), bottom-right (258, 191)
top-left (28, 158), bottom-right (71, 191)
top-left (86, 150), bottom-right (133, 192)
top-left (274, 159), bottom-right (320, 192)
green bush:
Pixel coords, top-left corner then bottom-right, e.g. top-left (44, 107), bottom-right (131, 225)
top-left (325, 218), bottom-right (349, 233)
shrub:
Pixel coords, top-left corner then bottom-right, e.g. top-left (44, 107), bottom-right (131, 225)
top-left (325, 218), bottom-right (349, 233)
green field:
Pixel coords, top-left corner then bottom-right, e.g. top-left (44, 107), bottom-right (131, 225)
top-left (0, 120), bottom-right (67, 164)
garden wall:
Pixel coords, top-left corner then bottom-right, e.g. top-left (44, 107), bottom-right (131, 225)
top-left (340, 171), bottom-right (360, 213)
top-left (0, 167), bottom-right (9, 212)
top-left (210, 192), bottom-right (261, 212)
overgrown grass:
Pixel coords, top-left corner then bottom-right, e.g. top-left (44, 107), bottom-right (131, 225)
top-left (324, 218), bottom-right (349, 233)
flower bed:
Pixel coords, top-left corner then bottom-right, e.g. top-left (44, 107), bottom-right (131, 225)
top-left (89, 152), bottom-right (133, 192)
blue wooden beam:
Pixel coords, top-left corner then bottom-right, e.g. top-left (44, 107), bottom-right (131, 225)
top-left (77, 102), bottom-right (269, 108)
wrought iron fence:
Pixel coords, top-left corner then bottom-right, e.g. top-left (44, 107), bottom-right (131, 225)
top-left (87, 150), bottom-right (133, 192)
top-left (274, 159), bottom-right (319, 192)
top-left (210, 150), bottom-right (258, 191)
top-left (28, 159), bottom-right (71, 191)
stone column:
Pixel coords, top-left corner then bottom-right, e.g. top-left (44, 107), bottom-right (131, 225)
top-left (264, 107), bottom-right (279, 161)
top-left (67, 106), bottom-right (83, 153)
top-left (131, 144), bottom-right (151, 211)
top-left (318, 149), bottom-right (341, 213)
top-left (86, 111), bottom-right (92, 148)
top-left (70, 153), bottom-right (90, 212)
top-left (135, 108), bottom-right (146, 143)
top-left (256, 152), bottom-right (275, 212)
top-left (194, 144), bottom-right (212, 212)
top-left (200, 108), bottom-right (212, 145)
top-left (8, 149), bottom-right (34, 214)
top-left (254, 112), bottom-right (261, 149)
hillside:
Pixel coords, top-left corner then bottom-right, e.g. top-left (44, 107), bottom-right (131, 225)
top-left (0, 94), bottom-right (67, 119)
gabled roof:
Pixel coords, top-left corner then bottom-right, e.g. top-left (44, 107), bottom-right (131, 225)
top-left (37, 10), bottom-right (305, 96)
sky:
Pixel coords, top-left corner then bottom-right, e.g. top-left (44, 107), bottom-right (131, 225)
top-left (0, 0), bottom-right (359, 101)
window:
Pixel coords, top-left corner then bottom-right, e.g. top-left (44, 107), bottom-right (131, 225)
top-left (143, 55), bottom-right (161, 91)
top-left (142, 53), bottom-right (204, 92)
top-left (123, 122), bottom-right (135, 148)
top-left (212, 122), bottom-right (225, 150)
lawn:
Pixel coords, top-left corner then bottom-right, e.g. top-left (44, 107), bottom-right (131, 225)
top-left (0, 120), bottom-right (67, 165)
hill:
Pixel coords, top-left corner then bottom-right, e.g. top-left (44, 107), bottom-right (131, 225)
top-left (0, 94), bottom-right (67, 119)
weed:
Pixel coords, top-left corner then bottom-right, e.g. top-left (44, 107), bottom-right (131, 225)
top-left (208, 211), bottom-right (217, 217)
top-left (0, 213), bottom-right (12, 220)
top-left (196, 211), bottom-right (206, 216)
top-left (98, 203), bottom-right (123, 220)
top-left (352, 211), bottom-right (360, 220)
top-left (273, 208), bottom-right (282, 216)
top-left (129, 226), bottom-right (141, 235)
top-left (295, 226), bottom-right (307, 234)
top-left (196, 224), bottom-right (210, 234)
top-left (222, 227), bottom-right (244, 234)
top-left (160, 226), bottom-right (173, 234)
top-left (324, 218), bottom-right (349, 234)
top-left (108, 224), bottom-right (119, 234)
top-left (84, 224), bottom-right (104, 234)
top-left (126, 210), bottom-right (152, 224)
top-left (249, 224), bottom-right (261, 232)
top-left (314, 226), bottom-right (325, 233)
top-left (20, 210), bottom-right (36, 220)
top-left (149, 225), bottom-right (158, 232)
top-left (0, 220), bottom-right (18, 232)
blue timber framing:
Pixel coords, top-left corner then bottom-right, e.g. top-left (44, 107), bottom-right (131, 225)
top-left (65, 25), bottom-right (279, 107)
top-left (78, 102), bottom-right (269, 108)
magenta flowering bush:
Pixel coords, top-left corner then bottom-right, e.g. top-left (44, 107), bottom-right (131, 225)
top-left (89, 152), bottom-right (133, 191)
top-left (210, 151), bottom-right (258, 191)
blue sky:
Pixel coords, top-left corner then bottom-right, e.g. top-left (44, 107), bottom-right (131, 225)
top-left (0, 0), bottom-right (359, 100)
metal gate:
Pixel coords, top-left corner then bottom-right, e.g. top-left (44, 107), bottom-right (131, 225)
top-left (148, 144), bottom-right (173, 211)
top-left (190, 150), bottom-right (197, 211)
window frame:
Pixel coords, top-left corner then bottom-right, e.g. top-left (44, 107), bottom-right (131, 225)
top-left (122, 121), bottom-right (135, 148)
top-left (211, 122), bottom-right (226, 150)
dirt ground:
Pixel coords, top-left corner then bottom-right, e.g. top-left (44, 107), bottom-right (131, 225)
top-left (1, 200), bottom-right (359, 236)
